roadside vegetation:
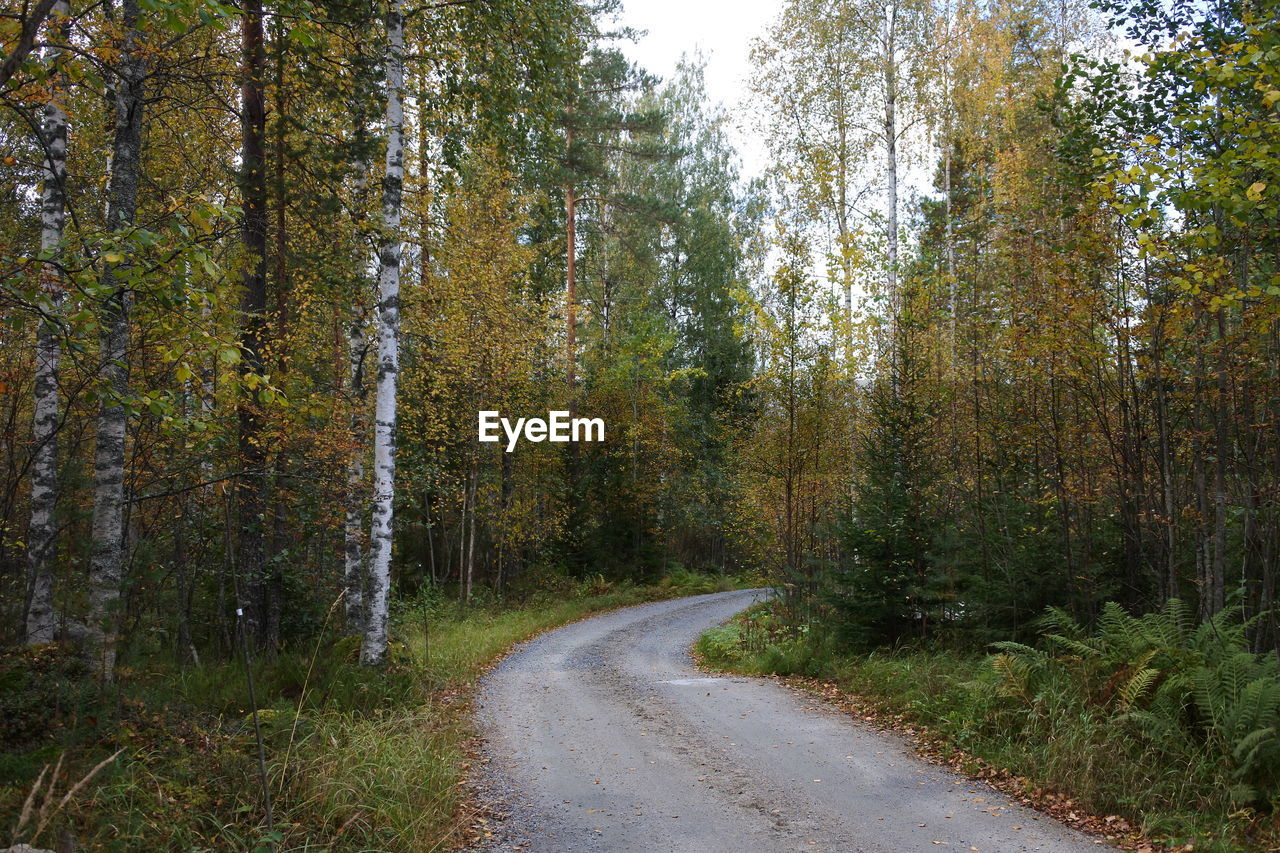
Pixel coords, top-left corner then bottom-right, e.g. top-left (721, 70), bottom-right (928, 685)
top-left (698, 600), bottom-right (1280, 853)
top-left (1, 570), bottom-right (748, 851)
top-left (3, 0), bottom-right (1278, 846)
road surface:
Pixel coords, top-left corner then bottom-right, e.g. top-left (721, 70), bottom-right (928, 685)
top-left (474, 589), bottom-right (1107, 852)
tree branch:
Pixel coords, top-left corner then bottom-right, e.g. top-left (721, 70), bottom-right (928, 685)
top-left (0, 0), bottom-right (60, 91)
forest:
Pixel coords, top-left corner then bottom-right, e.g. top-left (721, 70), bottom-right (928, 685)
top-left (0, 0), bottom-right (1277, 847)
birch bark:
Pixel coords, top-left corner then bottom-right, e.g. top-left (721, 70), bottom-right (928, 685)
top-left (343, 118), bottom-right (374, 635)
top-left (25, 0), bottom-right (69, 646)
top-left (361, 0), bottom-right (404, 666)
top-left (344, 316), bottom-right (368, 633)
top-left (883, 1), bottom-right (899, 328)
top-left (87, 0), bottom-right (144, 681)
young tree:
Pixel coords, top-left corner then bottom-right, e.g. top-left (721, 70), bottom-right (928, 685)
top-left (733, 230), bottom-right (849, 620)
top-left (752, 0), bottom-right (869, 363)
top-left (86, 0), bottom-right (146, 682)
top-left (361, 0), bottom-right (405, 666)
top-left (24, 0), bottom-right (69, 646)
top-left (834, 296), bottom-right (937, 647)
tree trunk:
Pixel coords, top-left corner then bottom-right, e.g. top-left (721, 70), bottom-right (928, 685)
top-left (361, 0), bottom-right (404, 666)
top-left (499, 447), bottom-right (513, 594)
top-left (236, 0), bottom-right (269, 648)
top-left (565, 173), bottom-right (577, 390)
top-left (86, 0), bottom-right (144, 682)
top-left (943, 139), bottom-right (955, 335)
top-left (263, 25), bottom-right (291, 651)
top-left (1211, 308), bottom-right (1228, 616)
top-left (465, 466), bottom-right (477, 602)
top-left (836, 119), bottom-right (853, 366)
top-left (883, 1), bottom-right (899, 329)
top-left (1194, 318), bottom-right (1214, 620)
top-left (344, 316), bottom-right (368, 633)
top-left (25, 0), bottom-right (69, 646)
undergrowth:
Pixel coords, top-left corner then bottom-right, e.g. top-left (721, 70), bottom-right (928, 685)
top-left (1, 570), bottom-right (753, 851)
top-left (696, 598), bottom-right (1280, 853)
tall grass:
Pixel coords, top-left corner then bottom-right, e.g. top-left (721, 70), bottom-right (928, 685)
top-left (2, 571), bottom-right (752, 851)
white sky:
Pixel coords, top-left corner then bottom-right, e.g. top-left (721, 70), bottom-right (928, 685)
top-left (613, 0), bottom-right (780, 183)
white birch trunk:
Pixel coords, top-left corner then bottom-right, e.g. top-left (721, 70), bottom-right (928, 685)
top-left (360, 0), bottom-right (404, 666)
top-left (837, 120), bottom-right (854, 368)
top-left (344, 317), bottom-right (368, 633)
top-left (344, 138), bottom-right (374, 636)
top-left (884, 2), bottom-right (899, 327)
top-left (25, 0), bottom-right (69, 646)
top-left (87, 0), bottom-right (144, 682)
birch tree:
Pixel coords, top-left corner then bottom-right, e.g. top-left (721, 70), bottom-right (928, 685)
top-left (344, 111), bottom-right (377, 636)
top-left (754, 0), bottom-right (928, 342)
top-left (361, 0), bottom-right (404, 666)
top-left (836, 0), bottom-right (928, 335)
top-left (0, 0), bottom-right (60, 91)
top-left (752, 0), bottom-right (869, 364)
top-left (24, 0), bottom-right (69, 646)
top-left (344, 311), bottom-right (369, 634)
top-left (86, 0), bottom-right (145, 681)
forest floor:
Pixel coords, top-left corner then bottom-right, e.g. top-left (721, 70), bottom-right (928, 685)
top-left (0, 571), bottom-right (747, 851)
top-left (472, 590), bottom-right (1103, 852)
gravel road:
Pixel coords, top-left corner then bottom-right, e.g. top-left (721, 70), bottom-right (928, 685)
top-left (473, 589), bottom-right (1108, 852)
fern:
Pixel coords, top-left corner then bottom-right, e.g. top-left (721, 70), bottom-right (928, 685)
top-left (1230, 726), bottom-right (1276, 777)
top-left (1043, 633), bottom-right (1103, 660)
top-left (989, 640), bottom-right (1046, 659)
top-left (1119, 665), bottom-right (1160, 711)
top-left (1120, 708), bottom-right (1178, 741)
top-left (1021, 599), bottom-right (1280, 804)
top-left (988, 643), bottom-right (1054, 704)
top-left (1036, 606), bottom-right (1087, 640)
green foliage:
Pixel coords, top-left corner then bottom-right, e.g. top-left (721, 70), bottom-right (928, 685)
top-left (991, 601), bottom-right (1280, 825)
top-left (696, 600), bottom-right (828, 677)
top-left (831, 328), bottom-right (937, 648)
top-left (0, 646), bottom-right (95, 777)
top-left (1, 580), bottom-right (744, 849)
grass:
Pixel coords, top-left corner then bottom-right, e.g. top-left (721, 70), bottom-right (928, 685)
top-left (0, 569), bottom-right (754, 851)
top-left (696, 600), bottom-right (1280, 853)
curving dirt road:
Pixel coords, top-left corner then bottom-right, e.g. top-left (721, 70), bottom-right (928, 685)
top-left (474, 590), bottom-right (1108, 852)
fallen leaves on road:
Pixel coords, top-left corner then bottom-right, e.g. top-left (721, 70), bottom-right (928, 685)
top-left (775, 675), bottom-right (1168, 853)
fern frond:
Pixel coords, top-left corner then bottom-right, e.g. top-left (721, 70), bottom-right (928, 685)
top-left (989, 640), bottom-right (1045, 659)
top-left (1036, 606), bottom-right (1084, 639)
top-left (1119, 709), bottom-right (1176, 741)
top-left (1043, 634), bottom-right (1102, 659)
top-left (1119, 667), bottom-right (1160, 711)
top-left (1230, 726), bottom-right (1276, 776)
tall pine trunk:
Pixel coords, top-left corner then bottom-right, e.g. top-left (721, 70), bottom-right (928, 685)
top-left (236, 0), bottom-right (269, 647)
top-left (25, 0), bottom-right (69, 646)
top-left (1211, 308), bottom-right (1229, 616)
top-left (361, 0), bottom-right (404, 666)
top-left (86, 0), bottom-right (144, 681)
top-left (565, 149), bottom-right (577, 391)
